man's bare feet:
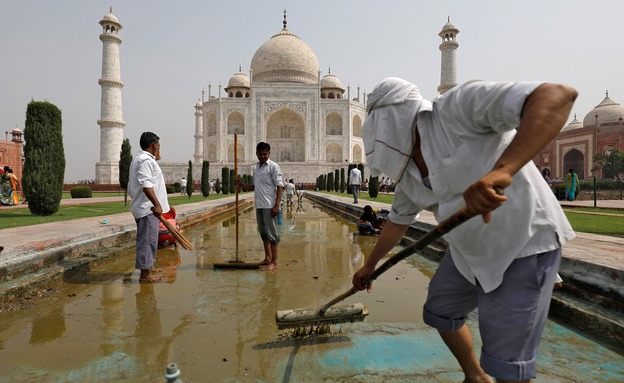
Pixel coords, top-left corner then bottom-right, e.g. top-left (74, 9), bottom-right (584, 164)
top-left (140, 269), bottom-right (163, 283)
top-left (259, 259), bottom-right (271, 265)
top-left (151, 267), bottom-right (164, 272)
top-left (261, 263), bottom-right (278, 271)
top-left (139, 275), bottom-right (163, 283)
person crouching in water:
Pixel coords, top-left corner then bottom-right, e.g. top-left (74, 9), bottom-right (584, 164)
top-left (357, 205), bottom-right (388, 235)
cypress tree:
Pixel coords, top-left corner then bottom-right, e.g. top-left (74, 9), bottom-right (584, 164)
top-left (346, 164), bottom-right (355, 194)
top-left (201, 160), bottom-right (210, 197)
top-left (229, 168), bottom-right (236, 194)
top-left (22, 101), bottom-right (65, 216)
top-left (334, 169), bottom-right (340, 192)
top-left (222, 167), bottom-right (229, 195)
top-left (186, 161), bottom-right (193, 198)
top-left (340, 168), bottom-right (345, 193)
top-left (327, 172), bottom-right (333, 191)
top-left (119, 138), bottom-right (132, 206)
top-left (368, 176), bottom-right (379, 198)
top-left (215, 178), bottom-right (222, 194)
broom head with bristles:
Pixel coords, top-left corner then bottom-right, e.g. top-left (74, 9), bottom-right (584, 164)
top-left (275, 303), bottom-right (368, 330)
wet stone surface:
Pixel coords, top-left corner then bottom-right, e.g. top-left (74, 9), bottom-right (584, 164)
top-left (0, 200), bottom-right (622, 382)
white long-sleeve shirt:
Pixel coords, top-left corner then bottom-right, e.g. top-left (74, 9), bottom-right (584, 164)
top-left (128, 150), bottom-right (170, 219)
top-left (388, 81), bottom-right (575, 293)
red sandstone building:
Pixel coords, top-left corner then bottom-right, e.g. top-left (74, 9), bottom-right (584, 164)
top-left (534, 92), bottom-right (624, 181)
top-left (0, 128), bottom-right (24, 179)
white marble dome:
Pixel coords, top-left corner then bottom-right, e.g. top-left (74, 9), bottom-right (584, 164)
top-left (583, 93), bottom-right (624, 126)
top-left (227, 71), bottom-right (251, 88)
top-left (250, 27), bottom-right (320, 84)
top-left (321, 73), bottom-right (343, 90)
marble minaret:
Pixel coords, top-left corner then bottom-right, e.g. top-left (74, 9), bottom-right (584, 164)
top-left (96, 8), bottom-right (126, 184)
top-left (437, 17), bottom-right (460, 95)
top-left (193, 91), bottom-right (204, 164)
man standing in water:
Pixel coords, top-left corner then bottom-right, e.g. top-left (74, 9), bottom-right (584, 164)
top-left (253, 142), bottom-right (284, 271)
top-left (353, 78), bottom-right (577, 382)
top-left (128, 132), bottom-right (170, 282)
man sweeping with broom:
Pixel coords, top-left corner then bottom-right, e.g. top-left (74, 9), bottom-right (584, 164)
top-left (352, 78), bottom-right (577, 383)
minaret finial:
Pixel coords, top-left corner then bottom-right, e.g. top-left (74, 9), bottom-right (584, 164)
top-left (239, 65), bottom-right (242, 72)
top-left (283, 9), bottom-right (287, 29)
top-left (606, 90), bottom-right (609, 98)
top-left (328, 66), bottom-right (331, 74)
top-left (448, 15), bottom-right (450, 22)
top-left (110, 6), bottom-right (113, 13)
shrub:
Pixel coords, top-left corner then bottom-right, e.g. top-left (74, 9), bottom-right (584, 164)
top-left (22, 101), bottom-right (66, 216)
top-left (166, 184), bottom-right (175, 194)
top-left (70, 186), bottom-right (92, 198)
top-left (172, 182), bottom-right (181, 193)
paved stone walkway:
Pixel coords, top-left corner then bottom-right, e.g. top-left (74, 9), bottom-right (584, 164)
top-left (1, 194), bottom-right (622, 281)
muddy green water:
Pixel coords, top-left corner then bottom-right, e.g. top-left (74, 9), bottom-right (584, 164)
top-left (0, 201), bottom-right (434, 382)
top-left (1, 200), bottom-right (622, 382)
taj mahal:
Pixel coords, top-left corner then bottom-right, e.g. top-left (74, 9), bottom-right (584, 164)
top-left (94, 9), bottom-right (623, 185)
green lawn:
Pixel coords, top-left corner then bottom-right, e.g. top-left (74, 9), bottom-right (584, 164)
top-left (320, 191), bottom-right (624, 238)
top-left (0, 193), bottom-right (239, 230)
top-left (3, 191), bottom-right (622, 237)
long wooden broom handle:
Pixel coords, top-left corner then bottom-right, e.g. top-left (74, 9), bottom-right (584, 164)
top-left (319, 207), bottom-right (473, 314)
top-left (319, 187), bottom-right (504, 314)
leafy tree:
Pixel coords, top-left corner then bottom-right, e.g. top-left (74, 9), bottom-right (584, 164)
top-left (22, 100), bottom-right (65, 216)
top-left (119, 138), bottom-right (132, 206)
top-left (222, 167), bottom-right (230, 195)
top-left (368, 176), bottom-right (379, 198)
top-left (201, 161), bottom-right (210, 197)
top-left (593, 150), bottom-right (624, 198)
top-left (186, 161), bottom-right (193, 199)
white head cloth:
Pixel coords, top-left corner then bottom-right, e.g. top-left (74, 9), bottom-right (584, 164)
top-left (362, 77), bottom-right (423, 182)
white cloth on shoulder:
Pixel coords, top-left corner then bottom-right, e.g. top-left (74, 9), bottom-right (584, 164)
top-left (363, 77), bottom-right (429, 182)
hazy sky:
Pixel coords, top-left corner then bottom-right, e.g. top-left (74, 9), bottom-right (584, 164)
top-left (2, 1), bottom-right (622, 182)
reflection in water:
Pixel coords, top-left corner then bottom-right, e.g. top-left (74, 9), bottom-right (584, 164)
top-left (0, 199), bottom-right (619, 382)
top-left (29, 305), bottom-right (66, 344)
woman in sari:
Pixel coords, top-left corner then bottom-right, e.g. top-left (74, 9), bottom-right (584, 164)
top-left (563, 168), bottom-right (579, 201)
top-left (7, 169), bottom-right (19, 205)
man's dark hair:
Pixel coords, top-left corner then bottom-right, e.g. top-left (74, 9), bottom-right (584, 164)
top-left (256, 142), bottom-right (271, 152)
top-left (140, 132), bottom-right (160, 150)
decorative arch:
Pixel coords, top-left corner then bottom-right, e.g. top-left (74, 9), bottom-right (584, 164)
top-left (266, 108), bottom-right (305, 162)
top-left (326, 143), bottom-right (343, 163)
top-left (563, 148), bottom-right (585, 179)
top-left (206, 143), bottom-right (217, 162)
top-left (352, 144), bottom-right (363, 163)
top-left (207, 114), bottom-right (217, 137)
top-left (353, 115), bottom-right (362, 137)
top-left (227, 142), bottom-right (245, 162)
top-left (227, 111), bottom-right (245, 135)
top-left (326, 112), bottom-right (342, 136)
